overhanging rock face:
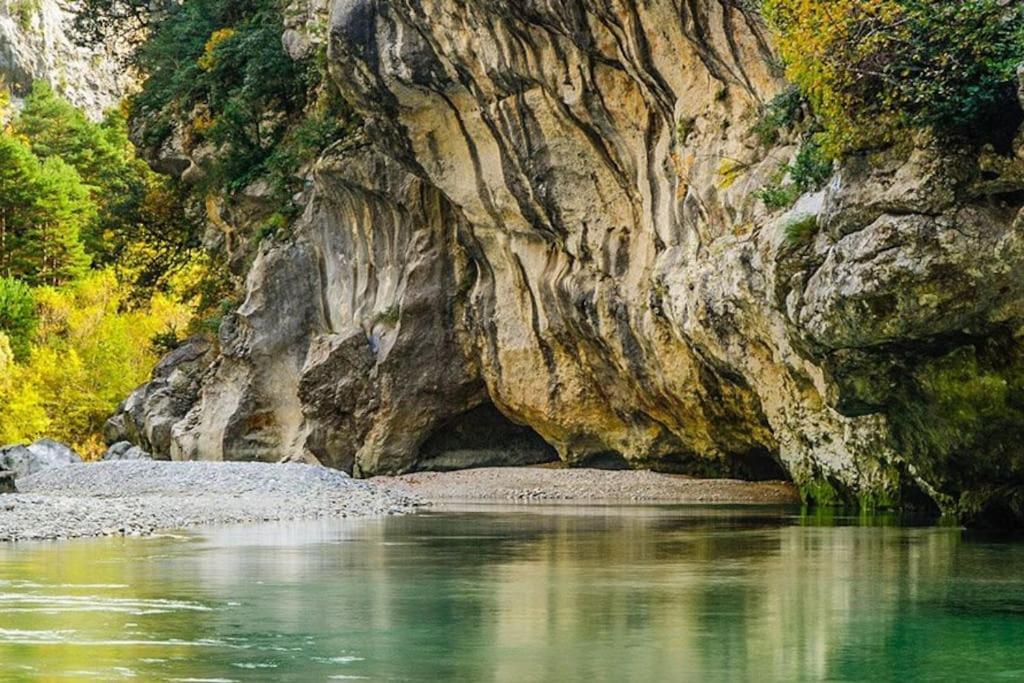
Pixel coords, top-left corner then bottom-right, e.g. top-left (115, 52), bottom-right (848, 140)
top-left (112, 0), bottom-right (1024, 524)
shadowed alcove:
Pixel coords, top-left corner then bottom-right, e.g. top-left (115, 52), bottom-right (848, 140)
top-left (414, 403), bottom-right (560, 472)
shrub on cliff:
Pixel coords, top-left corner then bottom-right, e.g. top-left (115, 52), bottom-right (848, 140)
top-left (129, 0), bottom-right (352, 206)
top-left (763, 0), bottom-right (1024, 153)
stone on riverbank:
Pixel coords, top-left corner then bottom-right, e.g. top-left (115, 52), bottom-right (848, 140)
top-left (0, 439), bottom-right (82, 481)
top-left (102, 441), bottom-right (153, 461)
top-left (374, 466), bottom-right (801, 505)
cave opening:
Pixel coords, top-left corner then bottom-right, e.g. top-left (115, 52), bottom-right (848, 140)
top-left (639, 447), bottom-right (792, 482)
top-left (414, 403), bottom-right (560, 472)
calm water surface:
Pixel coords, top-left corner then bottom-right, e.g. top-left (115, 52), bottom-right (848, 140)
top-left (0, 505), bottom-right (1022, 681)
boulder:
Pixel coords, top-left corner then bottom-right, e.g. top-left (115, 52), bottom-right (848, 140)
top-left (103, 336), bottom-right (214, 458)
top-left (102, 441), bottom-right (153, 461)
top-left (0, 439), bottom-right (82, 480)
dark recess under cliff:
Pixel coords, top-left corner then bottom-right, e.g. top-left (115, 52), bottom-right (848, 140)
top-left (413, 404), bottom-right (560, 472)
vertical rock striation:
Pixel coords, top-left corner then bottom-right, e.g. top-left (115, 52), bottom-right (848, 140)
top-left (112, 0), bottom-right (1024, 524)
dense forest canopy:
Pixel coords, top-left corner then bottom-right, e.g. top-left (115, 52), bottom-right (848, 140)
top-left (1, 0), bottom-right (349, 456)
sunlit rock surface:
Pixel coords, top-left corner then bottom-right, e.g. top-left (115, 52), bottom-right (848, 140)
top-left (0, 0), bottom-right (129, 117)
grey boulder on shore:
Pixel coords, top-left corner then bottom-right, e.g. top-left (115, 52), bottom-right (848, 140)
top-left (102, 441), bottom-right (153, 461)
top-left (0, 439), bottom-right (82, 482)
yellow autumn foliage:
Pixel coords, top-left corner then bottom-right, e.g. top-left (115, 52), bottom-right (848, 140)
top-left (763, 0), bottom-right (1024, 155)
top-left (762, 0), bottom-right (905, 153)
top-left (0, 270), bottom-right (194, 458)
top-left (198, 27), bottom-right (237, 70)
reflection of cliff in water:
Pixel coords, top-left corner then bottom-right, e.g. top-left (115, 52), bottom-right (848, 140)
top-left (1, 510), bottom-right (1021, 680)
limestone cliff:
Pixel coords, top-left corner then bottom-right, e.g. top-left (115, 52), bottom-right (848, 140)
top-left (0, 0), bottom-right (129, 117)
top-left (111, 0), bottom-right (1024, 524)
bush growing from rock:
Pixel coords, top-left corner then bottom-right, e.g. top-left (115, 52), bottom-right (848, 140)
top-left (763, 0), bottom-right (1024, 153)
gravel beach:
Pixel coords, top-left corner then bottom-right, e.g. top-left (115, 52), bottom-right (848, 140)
top-left (0, 461), bottom-right (420, 542)
top-left (0, 462), bottom-right (801, 542)
top-left (373, 466), bottom-right (801, 504)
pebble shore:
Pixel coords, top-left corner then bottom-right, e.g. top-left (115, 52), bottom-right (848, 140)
top-left (0, 461), bottom-right (420, 542)
top-left (0, 462), bottom-right (802, 542)
top-left (373, 466), bottom-right (801, 504)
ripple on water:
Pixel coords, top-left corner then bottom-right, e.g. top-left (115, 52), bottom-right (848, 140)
top-left (231, 662), bottom-right (280, 669)
top-left (0, 628), bottom-right (77, 643)
top-left (312, 656), bottom-right (365, 664)
top-left (0, 592), bottom-right (215, 615)
top-left (0, 580), bottom-right (130, 589)
top-left (0, 628), bottom-right (235, 649)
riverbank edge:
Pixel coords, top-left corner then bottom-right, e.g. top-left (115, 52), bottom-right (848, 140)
top-left (0, 463), bottom-right (801, 542)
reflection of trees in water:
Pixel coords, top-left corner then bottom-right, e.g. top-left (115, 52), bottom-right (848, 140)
top-left (0, 535), bottom-right (218, 678)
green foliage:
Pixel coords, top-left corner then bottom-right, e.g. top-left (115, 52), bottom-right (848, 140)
top-left (71, 0), bottom-right (154, 49)
top-left (763, 0), bottom-right (1024, 153)
top-left (676, 116), bottom-right (696, 144)
top-left (751, 86), bottom-right (806, 145)
top-left (798, 474), bottom-right (843, 507)
top-left (256, 211), bottom-right (288, 243)
top-left (193, 296), bottom-right (239, 337)
top-left (755, 139), bottom-right (831, 211)
top-left (789, 140), bottom-right (832, 193)
top-left (11, 0), bottom-right (40, 30)
top-left (0, 277), bottom-right (37, 361)
top-left (373, 304), bottom-right (401, 327)
top-left (15, 82), bottom-right (125, 185)
top-left (782, 214), bottom-right (818, 246)
top-left (0, 83), bottom-right (203, 453)
top-left (129, 0), bottom-right (352, 208)
top-left (755, 183), bottom-right (798, 210)
top-left (10, 83), bottom-right (202, 294)
top-left (150, 325), bottom-right (182, 353)
top-left (0, 129), bottom-right (91, 286)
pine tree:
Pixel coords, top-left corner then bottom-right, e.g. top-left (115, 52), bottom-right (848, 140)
top-left (30, 158), bottom-right (92, 286)
top-left (0, 134), bottom-right (44, 280)
top-left (0, 132), bottom-right (91, 286)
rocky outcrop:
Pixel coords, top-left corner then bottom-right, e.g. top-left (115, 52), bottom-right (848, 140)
top-left (113, 0), bottom-right (1024, 524)
top-left (105, 337), bottom-right (214, 458)
top-left (0, 0), bottom-right (129, 117)
top-left (0, 439), bottom-right (82, 480)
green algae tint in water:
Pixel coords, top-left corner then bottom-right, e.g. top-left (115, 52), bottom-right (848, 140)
top-left (0, 506), bottom-right (1023, 681)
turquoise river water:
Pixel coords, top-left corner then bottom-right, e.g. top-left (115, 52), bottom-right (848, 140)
top-left (0, 505), bottom-right (1023, 681)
